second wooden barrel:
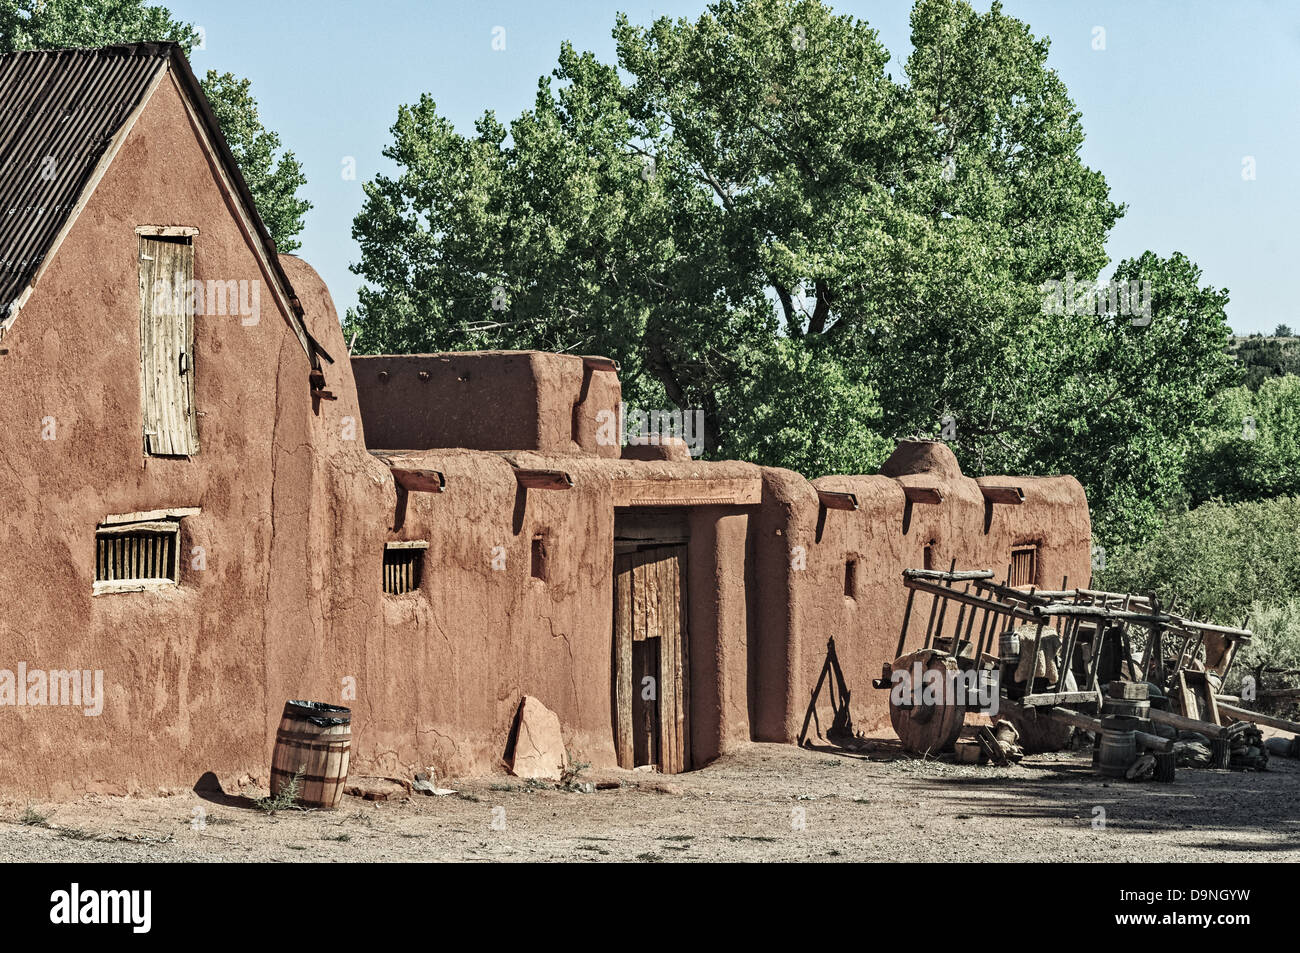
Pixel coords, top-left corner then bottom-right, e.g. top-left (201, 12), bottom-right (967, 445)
top-left (1097, 725), bottom-right (1136, 778)
top-left (270, 700), bottom-right (352, 809)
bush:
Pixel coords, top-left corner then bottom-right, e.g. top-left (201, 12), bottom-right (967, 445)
top-left (1098, 496), bottom-right (1300, 621)
top-left (1230, 599), bottom-right (1300, 697)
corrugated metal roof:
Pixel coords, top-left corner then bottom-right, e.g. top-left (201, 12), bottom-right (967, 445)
top-left (0, 42), bottom-right (323, 361)
top-left (0, 43), bottom-right (168, 318)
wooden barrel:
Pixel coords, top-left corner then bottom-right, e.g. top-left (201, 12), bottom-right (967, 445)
top-left (270, 700), bottom-right (352, 809)
top-left (1210, 736), bottom-right (1231, 770)
top-left (1097, 725), bottom-right (1136, 778)
top-left (1154, 750), bottom-right (1176, 783)
top-left (999, 630), bottom-right (1020, 663)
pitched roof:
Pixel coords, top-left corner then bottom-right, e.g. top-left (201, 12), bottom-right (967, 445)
top-left (0, 42), bottom-right (320, 359)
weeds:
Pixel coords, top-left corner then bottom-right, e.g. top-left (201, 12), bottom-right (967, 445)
top-left (253, 769), bottom-right (306, 813)
top-left (18, 804), bottom-right (49, 826)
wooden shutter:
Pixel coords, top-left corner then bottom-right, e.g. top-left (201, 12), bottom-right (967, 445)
top-left (139, 236), bottom-right (198, 456)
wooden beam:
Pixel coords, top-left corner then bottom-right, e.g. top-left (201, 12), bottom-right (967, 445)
top-left (582, 355), bottom-right (619, 373)
top-left (612, 477), bottom-right (762, 508)
top-left (134, 225), bottom-right (200, 237)
top-left (816, 489), bottom-right (858, 511)
top-left (1148, 707), bottom-right (1226, 738)
top-left (903, 568), bottom-right (995, 582)
top-left (515, 469), bottom-right (574, 491)
top-left (391, 468), bottom-right (445, 494)
top-left (1217, 701), bottom-right (1300, 735)
top-left (978, 484), bottom-right (1024, 505)
top-left (902, 485), bottom-right (943, 505)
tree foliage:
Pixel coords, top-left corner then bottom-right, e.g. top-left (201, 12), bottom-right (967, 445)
top-left (347, 0), bottom-right (1239, 547)
top-left (0, 0), bottom-right (310, 251)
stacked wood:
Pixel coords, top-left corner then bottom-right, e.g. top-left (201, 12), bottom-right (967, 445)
top-left (1226, 721), bottom-right (1269, 771)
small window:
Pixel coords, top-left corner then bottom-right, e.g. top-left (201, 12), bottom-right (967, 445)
top-left (383, 541), bottom-right (427, 595)
top-left (1010, 544), bottom-right (1038, 588)
top-left (531, 535), bottom-right (548, 581)
top-left (844, 558), bottom-right (857, 599)
top-left (923, 542), bottom-right (935, 571)
top-left (95, 520), bottom-right (180, 592)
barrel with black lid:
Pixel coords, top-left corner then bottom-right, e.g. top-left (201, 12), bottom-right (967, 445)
top-left (270, 700), bottom-right (352, 809)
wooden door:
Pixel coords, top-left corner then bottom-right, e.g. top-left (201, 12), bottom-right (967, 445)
top-left (139, 236), bottom-right (198, 456)
top-left (613, 545), bottom-right (689, 773)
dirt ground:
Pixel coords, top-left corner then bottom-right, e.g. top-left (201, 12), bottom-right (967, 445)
top-left (2, 740), bottom-right (1297, 863)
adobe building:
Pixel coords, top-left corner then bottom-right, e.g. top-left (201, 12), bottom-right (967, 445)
top-left (0, 43), bottom-right (1091, 798)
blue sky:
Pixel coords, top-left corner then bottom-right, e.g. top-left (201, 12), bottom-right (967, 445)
top-left (165, 0), bottom-right (1299, 335)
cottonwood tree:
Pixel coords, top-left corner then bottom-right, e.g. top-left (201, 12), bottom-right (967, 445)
top-left (349, 0), bottom-right (1230, 545)
top-left (0, 0), bottom-right (311, 252)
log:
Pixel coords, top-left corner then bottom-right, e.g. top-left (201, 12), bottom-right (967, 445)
top-left (816, 489), bottom-right (858, 511)
top-left (1048, 707), bottom-right (1171, 752)
top-left (1147, 707), bottom-right (1226, 738)
top-left (391, 468), bottom-right (445, 494)
top-left (978, 484), bottom-right (1024, 505)
top-left (514, 469), bottom-right (574, 491)
top-left (903, 568), bottom-right (995, 582)
top-left (903, 485), bottom-right (943, 505)
top-left (582, 355), bottom-right (619, 372)
top-left (1217, 701), bottom-right (1300, 735)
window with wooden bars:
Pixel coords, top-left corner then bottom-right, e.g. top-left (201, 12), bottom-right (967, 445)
top-left (1010, 544), bottom-right (1038, 588)
top-left (139, 234), bottom-right (198, 456)
top-left (94, 520), bottom-right (180, 592)
top-left (383, 542), bottom-right (427, 595)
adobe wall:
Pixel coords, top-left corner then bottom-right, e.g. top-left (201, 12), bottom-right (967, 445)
top-left (0, 71), bottom-right (338, 797)
top-left (754, 442), bottom-right (1092, 745)
top-left (352, 352), bottom-right (621, 457)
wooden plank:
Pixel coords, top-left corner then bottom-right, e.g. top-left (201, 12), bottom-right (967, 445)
top-left (134, 225), bottom-right (200, 237)
top-left (514, 469), bottom-right (573, 490)
top-left (676, 545), bottom-right (689, 772)
top-left (978, 484), bottom-right (1025, 505)
top-left (613, 554), bottom-right (634, 767)
top-left (102, 506), bottom-right (200, 526)
top-left (611, 478), bottom-right (761, 507)
top-left (391, 468), bottom-right (445, 494)
top-left (1217, 701), bottom-right (1300, 735)
top-left (902, 485), bottom-right (943, 505)
top-left (816, 489), bottom-right (858, 511)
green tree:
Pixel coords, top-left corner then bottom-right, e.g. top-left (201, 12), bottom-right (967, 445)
top-left (1185, 375), bottom-right (1300, 504)
top-left (0, 0), bottom-right (310, 251)
top-left (348, 0), bottom-right (1230, 547)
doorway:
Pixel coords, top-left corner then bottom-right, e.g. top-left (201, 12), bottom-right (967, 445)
top-left (613, 526), bottom-right (690, 773)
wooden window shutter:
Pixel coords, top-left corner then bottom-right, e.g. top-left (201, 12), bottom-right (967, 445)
top-left (138, 236), bottom-right (198, 456)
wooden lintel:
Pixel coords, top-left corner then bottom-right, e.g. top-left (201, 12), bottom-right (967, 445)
top-left (515, 469), bottom-right (574, 491)
top-left (902, 485), bottom-right (944, 505)
top-left (134, 225), bottom-right (200, 237)
top-left (979, 484), bottom-right (1024, 505)
top-left (612, 477), bottom-right (762, 508)
top-left (392, 467), bottom-right (445, 494)
top-left (817, 489), bottom-right (859, 511)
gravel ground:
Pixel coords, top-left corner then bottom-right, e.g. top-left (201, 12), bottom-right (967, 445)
top-left (1, 740), bottom-right (1297, 863)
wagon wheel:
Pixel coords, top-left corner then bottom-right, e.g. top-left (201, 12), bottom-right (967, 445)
top-left (889, 650), bottom-right (965, 755)
top-left (1003, 706), bottom-right (1074, 754)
